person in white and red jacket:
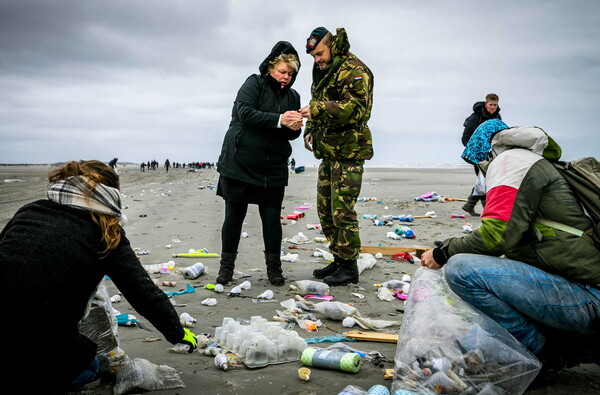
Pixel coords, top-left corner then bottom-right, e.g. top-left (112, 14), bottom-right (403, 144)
top-left (422, 119), bottom-right (600, 378)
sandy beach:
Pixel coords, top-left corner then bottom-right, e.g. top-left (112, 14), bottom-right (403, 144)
top-left (1, 164), bottom-right (598, 395)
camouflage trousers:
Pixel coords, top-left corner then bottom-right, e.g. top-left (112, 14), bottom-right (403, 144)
top-left (317, 160), bottom-right (364, 260)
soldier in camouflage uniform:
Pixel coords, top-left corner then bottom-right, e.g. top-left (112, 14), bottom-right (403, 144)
top-left (299, 27), bottom-right (374, 286)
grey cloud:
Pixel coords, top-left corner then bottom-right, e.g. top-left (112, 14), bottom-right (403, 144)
top-left (0, 0), bottom-right (599, 165)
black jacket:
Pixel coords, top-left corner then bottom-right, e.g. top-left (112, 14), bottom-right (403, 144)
top-left (217, 41), bottom-right (301, 187)
top-left (461, 101), bottom-right (502, 146)
top-left (0, 200), bottom-right (184, 390)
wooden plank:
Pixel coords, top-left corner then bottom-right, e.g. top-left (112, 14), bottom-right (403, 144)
top-left (359, 246), bottom-right (428, 258)
top-left (288, 245), bottom-right (430, 257)
top-left (287, 245), bottom-right (314, 251)
top-left (343, 330), bottom-right (399, 343)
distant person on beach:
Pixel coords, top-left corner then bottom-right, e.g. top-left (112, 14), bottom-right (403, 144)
top-left (0, 160), bottom-right (197, 392)
top-left (140, 161), bottom-right (146, 172)
top-left (108, 157), bottom-right (119, 174)
top-left (165, 158), bottom-right (170, 173)
top-left (216, 41), bottom-right (302, 286)
top-left (461, 93), bottom-right (502, 216)
top-left (421, 122), bottom-right (600, 384)
top-left (299, 26), bottom-right (374, 286)
top-left (289, 157), bottom-right (296, 171)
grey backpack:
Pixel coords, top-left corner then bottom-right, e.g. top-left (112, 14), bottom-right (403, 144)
top-left (537, 157), bottom-right (600, 249)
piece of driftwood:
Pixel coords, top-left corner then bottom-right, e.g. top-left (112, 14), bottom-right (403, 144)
top-left (342, 330), bottom-right (399, 343)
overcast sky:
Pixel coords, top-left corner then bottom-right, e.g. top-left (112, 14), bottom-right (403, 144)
top-left (0, 0), bottom-right (598, 166)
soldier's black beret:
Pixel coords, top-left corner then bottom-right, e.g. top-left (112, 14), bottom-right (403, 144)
top-left (306, 27), bottom-right (329, 53)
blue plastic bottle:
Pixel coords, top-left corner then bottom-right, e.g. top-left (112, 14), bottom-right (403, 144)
top-left (394, 226), bottom-right (415, 239)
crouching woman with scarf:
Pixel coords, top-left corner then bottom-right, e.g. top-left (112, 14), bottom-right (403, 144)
top-left (0, 160), bottom-right (197, 392)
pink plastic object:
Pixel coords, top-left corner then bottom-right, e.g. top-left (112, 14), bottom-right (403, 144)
top-left (450, 214), bottom-right (466, 219)
top-left (419, 192), bottom-right (435, 199)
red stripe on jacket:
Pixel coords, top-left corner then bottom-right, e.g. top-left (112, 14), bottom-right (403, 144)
top-left (482, 185), bottom-right (518, 222)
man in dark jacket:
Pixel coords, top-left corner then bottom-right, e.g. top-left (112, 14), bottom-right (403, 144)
top-left (461, 93), bottom-right (501, 216)
top-left (300, 27), bottom-right (374, 286)
top-left (216, 41), bottom-right (302, 286)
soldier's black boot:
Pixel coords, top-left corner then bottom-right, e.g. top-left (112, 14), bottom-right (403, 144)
top-left (216, 252), bottom-right (237, 285)
top-left (313, 255), bottom-right (339, 279)
top-left (324, 258), bottom-right (359, 286)
top-left (462, 195), bottom-right (481, 217)
top-left (265, 252), bottom-right (285, 286)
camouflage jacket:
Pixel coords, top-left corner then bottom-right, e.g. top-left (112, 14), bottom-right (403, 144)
top-left (305, 28), bottom-right (374, 162)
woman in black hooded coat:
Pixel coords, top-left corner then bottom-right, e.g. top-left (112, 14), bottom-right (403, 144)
top-left (216, 41), bottom-right (302, 286)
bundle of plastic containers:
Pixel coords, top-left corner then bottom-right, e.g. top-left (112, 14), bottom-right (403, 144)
top-left (214, 316), bottom-right (308, 368)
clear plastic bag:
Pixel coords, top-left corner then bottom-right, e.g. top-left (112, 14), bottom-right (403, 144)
top-left (113, 358), bottom-right (185, 394)
top-left (78, 280), bottom-right (120, 356)
top-left (357, 253), bottom-right (377, 274)
top-left (314, 301), bottom-right (358, 320)
top-left (315, 301), bottom-right (399, 330)
top-left (392, 267), bottom-right (541, 394)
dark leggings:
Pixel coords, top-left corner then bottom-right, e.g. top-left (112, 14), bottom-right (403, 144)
top-left (221, 200), bottom-right (282, 254)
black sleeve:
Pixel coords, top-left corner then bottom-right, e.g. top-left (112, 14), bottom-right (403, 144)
top-left (235, 75), bottom-right (280, 129)
top-left (106, 233), bottom-right (184, 344)
top-left (462, 113), bottom-right (479, 146)
top-left (432, 246), bottom-right (450, 266)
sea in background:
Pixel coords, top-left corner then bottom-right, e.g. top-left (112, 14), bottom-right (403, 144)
top-left (365, 162), bottom-right (471, 170)
top-left (2, 162), bottom-right (473, 170)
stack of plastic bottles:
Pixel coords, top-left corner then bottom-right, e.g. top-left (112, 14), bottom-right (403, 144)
top-left (214, 316), bottom-right (308, 368)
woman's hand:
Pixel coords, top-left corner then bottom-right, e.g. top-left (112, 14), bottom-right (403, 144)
top-left (282, 111), bottom-right (303, 130)
top-left (420, 249), bottom-right (442, 270)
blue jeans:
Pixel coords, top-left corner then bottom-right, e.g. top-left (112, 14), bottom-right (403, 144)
top-left (444, 254), bottom-right (600, 354)
top-left (69, 356), bottom-right (99, 389)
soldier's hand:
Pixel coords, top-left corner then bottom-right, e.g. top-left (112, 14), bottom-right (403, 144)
top-left (304, 134), bottom-right (313, 152)
top-left (299, 105), bottom-right (311, 119)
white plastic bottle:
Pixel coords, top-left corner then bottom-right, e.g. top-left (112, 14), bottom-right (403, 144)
top-left (183, 262), bottom-right (205, 279)
top-left (214, 354), bottom-right (229, 371)
top-left (293, 280), bottom-right (330, 296)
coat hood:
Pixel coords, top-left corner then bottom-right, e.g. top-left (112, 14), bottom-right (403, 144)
top-left (331, 27), bottom-right (351, 58)
top-left (311, 27), bottom-right (351, 89)
top-left (259, 41), bottom-right (301, 90)
top-left (462, 120), bottom-right (562, 165)
top-left (473, 101), bottom-right (501, 117)
top-left (490, 126), bottom-right (562, 161)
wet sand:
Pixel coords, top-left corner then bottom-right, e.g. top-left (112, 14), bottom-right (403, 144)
top-left (1, 164), bottom-right (598, 394)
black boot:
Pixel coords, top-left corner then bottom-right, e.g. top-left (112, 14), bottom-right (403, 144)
top-left (462, 195), bottom-right (481, 217)
top-left (216, 252), bottom-right (237, 285)
top-left (324, 258), bottom-right (359, 286)
top-left (529, 331), bottom-right (600, 390)
top-left (313, 255), bottom-right (339, 279)
top-left (265, 252), bottom-right (285, 286)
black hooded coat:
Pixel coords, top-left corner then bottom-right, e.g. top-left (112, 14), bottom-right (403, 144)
top-left (217, 41), bottom-right (301, 188)
top-left (461, 101), bottom-right (502, 146)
